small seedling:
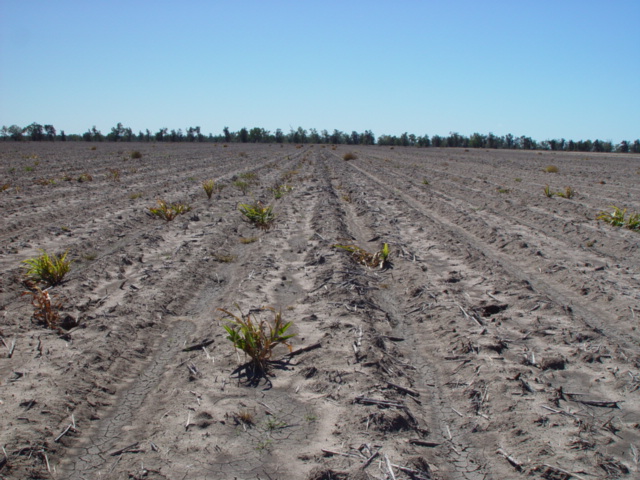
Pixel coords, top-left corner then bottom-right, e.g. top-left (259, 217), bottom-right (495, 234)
top-left (333, 243), bottom-right (390, 269)
top-left (78, 173), bottom-right (93, 182)
top-left (422, 178), bottom-right (429, 185)
top-left (239, 201), bottom-right (275, 230)
top-left (496, 187), bottom-right (511, 194)
top-left (233, 180), bottom-right (250, 194)
top-left (148, 200), bottom-right (191, 221)
top-left (219, 306), bottom-right (295, 374)
top-left (271, 184), bottom-right (293, 199)
top-left (23, 287), bottom-right (64, 330)
top-left (556, 186), bottom-right (575, 199)
top-left (129, 192), bottom-right (143, 200)
top-left (23, 250), bottom-right (71, 286)
top-left (107, 168), bottom-right (121, 181)
top-left (202, 179), bottom-right (216, 200)
top-left (515, 178), bottom-right (522, 182)
top-left (543, 185), bottom-right (554, 198)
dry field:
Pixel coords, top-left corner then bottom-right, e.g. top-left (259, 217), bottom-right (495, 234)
top-left (1, 142), bottom-right (639, 480)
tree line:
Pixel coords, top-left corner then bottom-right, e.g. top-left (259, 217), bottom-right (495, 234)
top-left (2, 122), bottom-right (638, 154)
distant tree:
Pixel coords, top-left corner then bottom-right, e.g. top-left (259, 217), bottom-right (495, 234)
top-left (248, 127), bottom-right (264, 143)
top-left (0, 125), bottom-right (8, 140)
top-left (417, 134), bottom-right (430, 147)
top-left (8, 125), bottom-right (24, 141)
top-left (309, 128), bottom-right (321, 144)
top-left (238, 127), bottom-right (249, 143)
top-left (155, 128), bottom-right (167, 142)
top-left (321, 129), bottom-right (330, 143)
top-left (469, 133), bottom-right (485, 148)
top-left (362, 130), bottom-right (375, 145)
top-left (431, 135), bottom-right (444, 147)
top-left (631, 140), bottom-right (640, 153)
top-left (274, 128), bottom-right (284, 143)
top-left (25, 123), bottom-right (45, 141)
top-left (44, 124), bottom-right (56, 141)
top-left (59, 130), bottom-right (66, 141)
top-left (223, 126), bottom-right (232, 142)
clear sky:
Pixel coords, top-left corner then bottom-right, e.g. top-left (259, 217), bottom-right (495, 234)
top-left (1, 0), bottom-right (638, 142)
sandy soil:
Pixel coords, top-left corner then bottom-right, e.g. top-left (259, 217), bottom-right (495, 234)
top-left (1, 142), bottom-right (639, 480)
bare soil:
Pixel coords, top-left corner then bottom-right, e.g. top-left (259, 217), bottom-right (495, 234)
top-left (1, 142), bottom-right (639, 480)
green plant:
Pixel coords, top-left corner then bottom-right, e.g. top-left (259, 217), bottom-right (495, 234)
top-left (148, 200), bottom-right (191, 221)
top-left (271, 184), bottom-right (293, 199)
top-left (202, 179), bottom-right (216, 200)
top-left (130, 150), bottom-right (142, 159)
top-left (544, 165), bottom-right (559, 173)
top-left (626, 212), bottom-right (640, 230)
top-left (515, 178), bottom-right (522, 182)
top-left (496, 187), bottom-right (511, 194)
top-left (343, 152), bottom-right (357, 160)
top-left (233, 180), bottom-right (250, 194)
top-left (219, 306), bottom-right (295, 373)
top-left (24, 166), bottom-right (34, 172)
top-left (107, 168), bottom-right (121, 181)
top-left (23, 250), bottom-right (71, 286)
top-left (543, 185), bottom-right (554, 198)
top-left (333, 243), bottom-right (390, 269)
top-left (422, 178), bottom-right (429, 185)
top-left (212, 253), bottom-right (237, 263)
top-left (78, 173), bottom-right (93, 182)
top-left (1, 183), bottom-right (11, 192)
top-left (556, 186), bottom-right (575, 199)
top-left (129, 192), bottom-right (143, 200)
top-left (22, 287), bottom-right (63, 330)
top-left (239, 201), bottom-right (275, 230)
top-left (239, 236), bottom-right (258, 244)
top-left (597, 206), bottom-right (627, 227)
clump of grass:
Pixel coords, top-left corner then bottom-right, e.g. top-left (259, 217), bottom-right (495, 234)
top-left (90, 146), bottom-right (97, 151)
top-left (234, 410), bottom-right (255, 427)
top-left (343, 152), bottom-right (357, 161)
top-left (544, 165), bottom-right (559, 173)
top-left (333, 243), bottom-right (390, 269)
top-left (515, 178), bottom-right (522, 182)
top-left (23, 250), bottom-right (71, 286)
top-left (597, 206), bottom-right (640, 231)
top-left (555, 186), bottom-right (575, 199)
top-left (270, 183), bottom-right (293, 199)
top-left (35, 178), bottom-right (56, 186)
top-left (496, 187), bottom-right (511, 194)
top-left (148, 200), bottom-right (192, 221)
top-left (1, 183), bottom-right (11, 192)
top-left (422, 178), bottom-right (429, 185)
top-left (24, 166), bottom-right (34, 172)
top-left (107, 168), bottom-right (121, 181)
top-left (543, 185), bottom-right (554, 198)
top-left (219, 306), bottom-right (295, 374)
top-left (233, 180), bottom-right (250, 195)
top-left (131, 150), bottom-right (142, 159)
top-left (129, 192), bottom-right (143, 200)
top-left (239, 201), bottom-right (275, 230)
top-left (22, 287), bottom-right (64, 330)
top-left (240, 236), bottom-right (258, 244)
top-left (78, 173), bottom-right (93, 182)
top-left (202, 179), bottom-right (216, 200)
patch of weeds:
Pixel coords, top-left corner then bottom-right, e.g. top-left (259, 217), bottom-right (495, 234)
top-left (107, 168), bottom-right (121, 181)
top-left (234, 410), bottom-right (255, 427)
top-left (1, 183), bottom-right (11, 192)
top-left (333, 243), bottom-right (390, 269)
top-left (255, 439), bottom-right (273, 452)
top-left (78, 173), bottom-right (93, 182)
top-left (239, 201), bottom-right (275, 230)
top-left (130, 150), bottom-right (142, 159)
top-left (239, 151), bottom-right (248, 158)
top-left (129, 192), bottom-right (143, 200)
top-left (544, 165), bottom-right (559, 173)
top-left (148, 199), bottom-right (192, 221)
top-left (555, 186), bottom-right (575, 199)
top-left (239, 236), bottom-right (258, 244)
top-left (23, 250), bottom-right (71, 286)
top-left (202, 179), bottom-right (216, 200)
top-left (341, 193), bottom-right (352, 203)
top-left (304, 414), bottom-right (318, 422)
top-left (239, 172), bottom-right (258, 183)
top-left (22, 287), bottom-right (64, 330)
top-left (585, 240), bottom-right (596, 248)
top-left (219, 306), bottom-right (295, 374)
top-left (90, 146), bottom-right (97, 150)
top-left (61, 174), bottom-right (74, 182)
top-left (343, 152), bottom-right (357, 161)
top-left (82, 252), bottom-right (98, 261)
top-left (597, 205), bottom-right (640, 231)
top-left (24, 166), bottom-right (34, 172)
top-left (35, 178), bottom-right (56, 186)
top-left (496, 187), bottom-right (511, 194)
top-left (233, 180), bottom-right (250, 195)
top-left (515, 177), bottom-right (522, 182)
top-left (264, 417), bottom-right (287, 431)
top-left (543, 185), bottom-right (555, 198)
top-left (422, 178), bottom-right (429, 185)
top-left (271, 183), bottom-right (293, 199)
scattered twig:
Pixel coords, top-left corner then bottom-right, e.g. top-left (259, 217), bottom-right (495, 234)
top-left (384, 454), bottom-right (397, 480)
top-left (287, 342), bottom-right (322, 357)
top-left (360, 449), bottom-right (379, 469)
top-left (321, 448), bottom-right (361, 458)
top-left (355, 396), bottom-right (405, 408)
top-left (541, 464), bottom-right (588, 480)
top-left (386, 381), bottom-right (420, 398)
top-left (110, 442), bottom-right (141, 456)
top-left (182, 339), bottom-right (214, 352)
top-left (409, 439), bottom-right (441, 447)
top-left (54, 423), bottom-right (77, 443)
top-left (497, 448), bottom-right (524, 472)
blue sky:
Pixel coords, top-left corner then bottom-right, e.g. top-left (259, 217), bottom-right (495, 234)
top-left (1, 0), bottom-right (638, 142)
